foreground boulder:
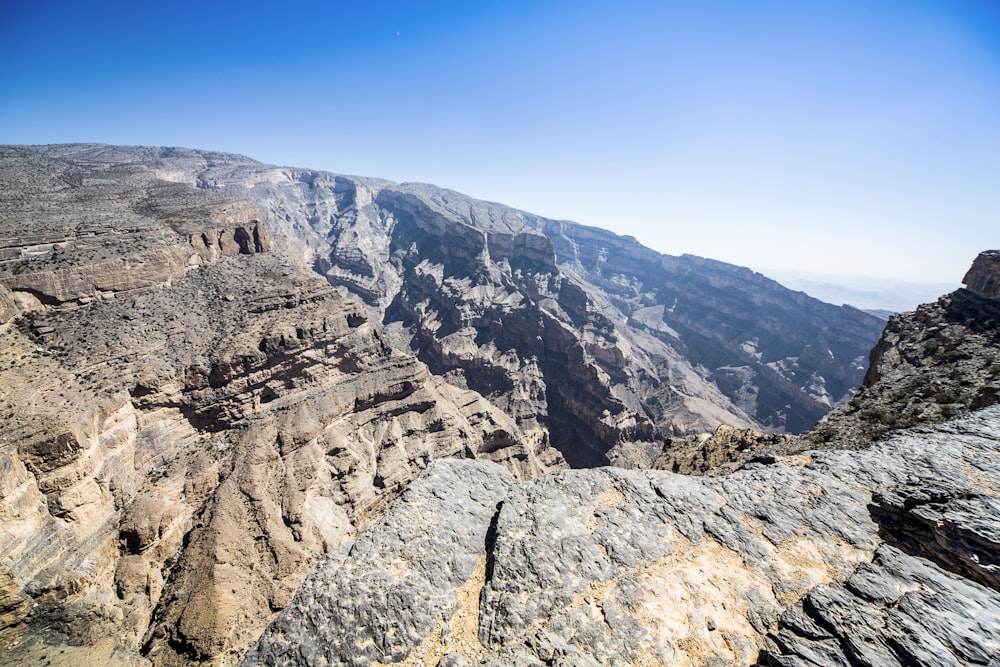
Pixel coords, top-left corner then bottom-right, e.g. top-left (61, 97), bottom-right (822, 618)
top-left (243, 406), bottom-right (1000, 666)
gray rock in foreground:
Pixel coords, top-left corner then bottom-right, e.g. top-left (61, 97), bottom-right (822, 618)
top-left (240, 460), bottom-right (515, 667)
top-left (241, 407), bottom-right (1000, 666)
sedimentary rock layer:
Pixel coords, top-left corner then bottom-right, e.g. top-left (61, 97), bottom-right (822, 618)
top-left (17, 145), bottom-right (884, 471)
top-left (0, 148), bottom-right (555, 667)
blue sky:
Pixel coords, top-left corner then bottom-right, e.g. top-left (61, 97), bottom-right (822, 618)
top-left (2, 0), bottom-right (998, 284)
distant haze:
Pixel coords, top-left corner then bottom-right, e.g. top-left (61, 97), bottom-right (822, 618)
top-left (756, 268), bottom-right (960, 313)
top-left (2, 1), bottom-right (997, 284)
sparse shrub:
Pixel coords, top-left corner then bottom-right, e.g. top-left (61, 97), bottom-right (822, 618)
top-left (938, 349), bottom-right (970, 363)
top-left (933, 389), bottom-right (959, 404)
top-left (859, 406), bottom-right (895, 426)
top-left (811, 425), bottom-right (839, 443)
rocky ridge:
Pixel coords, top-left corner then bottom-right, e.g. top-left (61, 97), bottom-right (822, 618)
top-left (0, 147), bottom-right (557, 666)
top-left (658, 250), bottom-right (1000, 473)
top-left (799, 250), bottom-right (1000, 450)
top-left (22, 145), bottom-right (885, 469)
top-left (243, 406), bottom-right (1000, 667)
top-left (0, 144), bottom-right (967, 667)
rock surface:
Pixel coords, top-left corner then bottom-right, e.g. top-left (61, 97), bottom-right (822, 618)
top-left (798, 256), bottom-right (1000, 450)
top-left (0, 147), bottom-right (556, 666)
top-left (963, 249), bottom-right (1000, 299)
top-left (652, 425), bottom-right (793, 475)
top-left (243, 407), bottom-right (1000, 666)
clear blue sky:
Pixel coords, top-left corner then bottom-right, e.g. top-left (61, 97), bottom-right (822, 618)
top-left (2, 0), bottom-right (998, 283)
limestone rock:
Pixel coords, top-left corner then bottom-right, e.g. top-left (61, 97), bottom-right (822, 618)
top-left (652, 424), bottom-right (793, 475)
top-left (765, 544), bottom-right (1000, 666)
top-left (242, 407), bottom-right (1000, 666)
top-left (0, 283), bottom-right (15, 324)
top-left (28, 145), bottom-right (884, 470)
top-left (0, 148), bottom-right (555, 667)
top-left (240, 460), bottom-right (515, 667)
top-left (963, 249), bottom-right (1000, 298)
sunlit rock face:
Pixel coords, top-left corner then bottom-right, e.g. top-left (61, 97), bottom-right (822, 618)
top-left (0, 146), bottom-right (554, 666)
top-left (47, 145), bottom-right (883, 469)
top-left (963, 249), bottom-right (1000, 299)
top-left (0, 144), bottom-right (891, 666)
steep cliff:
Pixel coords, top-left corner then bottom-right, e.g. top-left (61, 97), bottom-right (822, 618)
top-left (800, 250), bottom-right (1000, 449)
top-left (25, 145), bottom-right (883, 470)
top-left (243, 407), bottom-right (1000, 666)
top-left (0, 147), bottom-right (555, 666)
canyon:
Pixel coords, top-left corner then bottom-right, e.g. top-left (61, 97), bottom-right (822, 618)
top-left (1, 145), bottom-right (996, 666)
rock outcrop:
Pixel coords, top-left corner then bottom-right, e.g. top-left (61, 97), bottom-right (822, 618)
top-left (963, 249), bottom-right (1000, 298)
top-left (243, 406), bottom-right (1000, 666)
top-left (652, 425), bottom-right (793, 475)
top-left (0, 147), bottom-right (557, 667)
top-left (798, 252), bottom-right (1000, 450)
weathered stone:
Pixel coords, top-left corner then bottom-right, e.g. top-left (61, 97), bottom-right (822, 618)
top-left (0, 283), bottom-right (16, 323)
top-left (240, 460), bottom-right (514, 667)
top-left (963, 249), bottom-right (1000, 298)
top-left (243, 407), bottom-right (1000, 667)
top-left (0, 147), bottom-right (556, 666)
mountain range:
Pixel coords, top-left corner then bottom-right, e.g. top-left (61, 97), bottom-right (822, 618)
top-left (0, 144), bottom-right (996, 666)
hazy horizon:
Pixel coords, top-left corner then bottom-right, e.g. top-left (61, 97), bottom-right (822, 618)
top-left (3, 1), bottom-right (997, 284)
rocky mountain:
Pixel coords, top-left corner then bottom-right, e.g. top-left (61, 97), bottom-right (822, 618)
top-left (23, 144), bottom-right (885, 469)
top-left (0, 143), bottom-right (955, 667)
top-left (0, 147), bottom-right (557, 666)
top-left (799, 249), bottom-right (1000, 450)
top-left (242, 406), bottom-right (1000, 666)
top-left (650, 250), bottom-right (1000, 475)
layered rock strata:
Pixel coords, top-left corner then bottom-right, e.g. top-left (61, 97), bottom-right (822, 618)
top-left (19, 145), bottom-right (884, 469)
top-left (243, 406), bottom-right (1000, 667)
top-left (0, 148), bottom-right (555, 667)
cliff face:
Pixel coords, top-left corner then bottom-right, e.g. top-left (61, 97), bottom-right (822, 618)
top-left (799, 250), bottom-right (1000, 450)
top-left (35, 146), bottom-right (883, 470)
top-left (963, 249), bottom-right (1000, 298)
top-left (0, 147), bottom-right (555, 666)
top-left (0, 144), bottom-right (938, 667)
top-left (243, 406), bottom-right (1000, 667)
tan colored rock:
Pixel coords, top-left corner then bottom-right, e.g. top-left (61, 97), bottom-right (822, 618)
top-left (0, 283), bottom-right (15, 323)
top-left (652, 425), bottom-right (793, 475)
top-left (0, 147), bottom-right (556, 667)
